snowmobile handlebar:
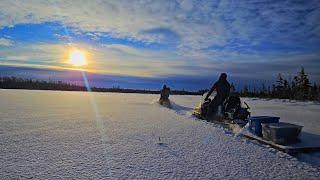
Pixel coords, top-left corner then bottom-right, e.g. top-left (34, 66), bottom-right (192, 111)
top-left (244, 101), bottom-right (250, 109)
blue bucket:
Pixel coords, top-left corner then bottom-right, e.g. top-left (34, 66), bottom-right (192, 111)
top-left (249, 116), bottom-right (280, 136)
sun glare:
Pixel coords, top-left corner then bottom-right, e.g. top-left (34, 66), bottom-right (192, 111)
top-left (68, 49), bottom-right (87, 66)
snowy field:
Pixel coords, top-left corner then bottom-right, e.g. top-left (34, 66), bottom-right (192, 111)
top-left (1, 89), bottom-right (320, 179)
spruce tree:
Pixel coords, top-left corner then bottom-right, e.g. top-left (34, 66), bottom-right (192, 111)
top-left (272, 84), bottom-right (276, 98)
top-left (283, 79), bottom-right (290, 99)
top-left (276, 73), bottom-right (284, 98)
top-left (243, 84), bottom-right (249, 97)
top-left (318, 85), bottom-right (320, 101)
top-left (297, 67), bottom-right (311, 100)
top-left (310, 83), bottom-right (318, 101)
top-left (261, 83), bottom-right (267, 97)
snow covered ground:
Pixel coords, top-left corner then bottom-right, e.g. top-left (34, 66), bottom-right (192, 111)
top-left (1, 89), bottom-right (320, 179)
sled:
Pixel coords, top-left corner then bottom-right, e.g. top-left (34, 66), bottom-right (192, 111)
top-left (192, 92), bottom-right (320, 154)
top-left (242, 130), bottom-right (320, 154)
top-left (194, 107), bottom-right (320, 154)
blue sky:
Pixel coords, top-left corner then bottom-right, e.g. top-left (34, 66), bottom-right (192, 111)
top-left (0, 0), bottom-right (319, 90)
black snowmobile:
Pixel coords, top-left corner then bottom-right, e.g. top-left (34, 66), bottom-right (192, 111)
top-left (158, 98), bottom-right (172, 108)
top-left (193, 92), bottom-right (251, 128)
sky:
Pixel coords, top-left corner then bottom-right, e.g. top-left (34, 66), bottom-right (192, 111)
top-left (0, 0), bottom-right (319, 90)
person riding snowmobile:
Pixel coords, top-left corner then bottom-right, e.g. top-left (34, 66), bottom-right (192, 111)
top-left (204, 73), bottom-right (231, 120)
top-left (159, 84), bottom-right (171, 107)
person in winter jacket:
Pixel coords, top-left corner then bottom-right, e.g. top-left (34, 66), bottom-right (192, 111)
top-left (204, 73), bottom-right (231, 120)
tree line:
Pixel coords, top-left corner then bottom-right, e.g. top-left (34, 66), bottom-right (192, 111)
top-left (0, 76), bottom-right (203, 95)
top-left (236, 67), bottom-right (320, 101)
top-left (1, 67), bottom-right (319, 101)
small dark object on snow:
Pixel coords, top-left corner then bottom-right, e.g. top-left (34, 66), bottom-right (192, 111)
top-left (157, 137), bottom-right (164, 145)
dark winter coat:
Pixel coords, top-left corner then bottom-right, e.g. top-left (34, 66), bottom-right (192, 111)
top-left (206, 79), bottom-right (231, 101)
top-left (160, 87), bottom-right (170, 100)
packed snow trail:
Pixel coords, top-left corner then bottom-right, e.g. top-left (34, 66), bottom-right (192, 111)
top-left (1, 89), bottom-right (320, 179)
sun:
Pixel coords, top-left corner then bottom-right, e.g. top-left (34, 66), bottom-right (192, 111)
top-left (68, 49), bottom-right (87, 66)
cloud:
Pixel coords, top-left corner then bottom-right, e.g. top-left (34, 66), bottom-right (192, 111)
top-left (1, 41), bottom-right (319, 82)
top-left (0, 0), bottom-right (319, 56)
top-left (0, 0), bottom-right (319, 83)
top-left (0, 41), bottom-right (193, 77)
top-left (0, 37), bottom-right (14, 46)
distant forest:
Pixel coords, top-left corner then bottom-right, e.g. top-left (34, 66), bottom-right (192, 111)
top-left (0, 76), bottom-right (203, 95)
top-left (234, 67), bottom-right (320, 101)
top-left (0, 67), bottom-right (319, 101)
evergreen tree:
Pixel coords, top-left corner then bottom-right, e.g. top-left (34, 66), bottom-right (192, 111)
top-left (271, 84), bottom-right (276, 98)
top-left (310, 83), bottom-right (318, 101)
top-left (260, 83), bottom-right (267, 97)
top-left (318, 85), bottom-right (320, 101)
top-left (243, 84), bottom-right (249, 97)
top-left (231, 67), bottom-right (316, 101)
top-left (294, 67), bottom-right (311, 100)
top-left (267, 86), bottom-right (271, 98)
top-left (276, 73), bottom-right (284, 98)
top-left (283, 79), bottom-right (290, 99)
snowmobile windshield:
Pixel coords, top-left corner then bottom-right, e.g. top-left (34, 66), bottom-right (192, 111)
top-left (203, 91), bottom-right (217, 100)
